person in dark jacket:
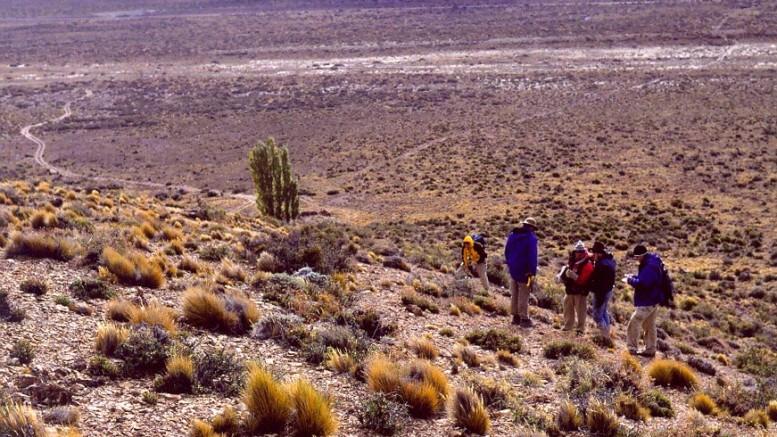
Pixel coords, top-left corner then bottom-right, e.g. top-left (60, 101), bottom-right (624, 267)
top-left (589, 241), bottom-right (617, 338)
top-left (560, 241), bottom-right (593, 333)
top-left (504, 217), bottom-right (538, 327)
top-left (625, 244), bottom-right (664, 357)
top-left (457, 235), bottom-right (489, 292)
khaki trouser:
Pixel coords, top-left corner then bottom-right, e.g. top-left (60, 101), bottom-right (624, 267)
top-left (563, 294), bottom-right (587, 332)
top-left (510, 279), bottom-right (530, 319)
top-left (457, 261), bottom-right (489, 292)
top-left (627, 305), bottom-right (658, 354)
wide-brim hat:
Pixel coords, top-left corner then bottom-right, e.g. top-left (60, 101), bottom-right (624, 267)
top-left (522, 217), bottom-right (538, 228)
top-left (630, 244), bottom-right (648, 257)
top-left (591, 241), bottom-right (606, 254)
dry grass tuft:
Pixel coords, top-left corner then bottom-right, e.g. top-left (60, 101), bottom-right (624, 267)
top-left (102, 247), bottom-right (164, 288)
top-left (29, 211), bottom-right (59, 229)
top-left (688, 393), bottom-right (718, 416)
top-left (743, 409), bottom-right (769, 428)
top-left (558, 399), bottom-right (583, 430)
top-left (647, 359), bottom-right (698, 390)
top-left (496, 349), bottom-right (520, 367)
top-left (211, 406), bottom-right (240, 435)
top-left (400, 381), bottom-right (441, 419)
top-left (366, 355), bottom-right (402, 394)
top-left (449, 296), bottom-right (481, 316)
top-left (621, 350), bottom-right (643, 375)
top-left (190, 419), bottom-right (225, 437)
top-left (161, 226), bottom-right (183, 241)
top-left (243, 363), bottom-right (291, 434)
top-left (454, 345), bottom-right (480, 368)
top-left (615, 394), bottom-right (650, 422)
top-left (179, 256), bottom-right (208, 274)
top-left (5, 232), bottom-right (80, 261)
top-left (287, 379), bottom-right (339, 437)
top-left (256, 252), bottom-right (278, 272)
top-left (182, 287), bottom-right (259, 335)
top-left (405, 360), bottom-right (449, 398)
top-left (586, 399), bottom-right (621, 436)
top-left (106, 298), bottom-right (136, 322)
top-left (325, 349), bottom-right (356, 374)
top-left (449, 387), bottom-right (490, 435)
top-left (767, 400), bottom-right (777, 422)
top-left (410, 337), bottom-right (439, 360)
top-left (95, 323), bottom-right (129, 357)
top-left (0, 403), bottom-right (47, 437)
top-left (218, 258), bottom-right (247, 283)
top-left (155, 354), bottom-right (195, 394)
top-left (129, 303), bottom-right (178, 335)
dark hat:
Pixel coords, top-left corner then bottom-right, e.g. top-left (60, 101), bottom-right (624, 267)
top-left (591, 241), bottom-right (606, 254)
top-left (631, 244), bottom-right (648, 257)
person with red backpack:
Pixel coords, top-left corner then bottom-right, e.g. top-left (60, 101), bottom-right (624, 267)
top-left (559, 241), bottom-right (594, 333)
top-left (457, 234), bottom-right (489, 292)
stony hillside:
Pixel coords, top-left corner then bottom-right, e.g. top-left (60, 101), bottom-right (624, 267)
top-left (1, 180), bottom-right (776, 437)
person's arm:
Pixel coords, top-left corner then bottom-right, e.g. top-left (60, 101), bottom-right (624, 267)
top-left (628, 263), bottom-right (659, 290)
top-left (527, 235), bottom-right (538, 277)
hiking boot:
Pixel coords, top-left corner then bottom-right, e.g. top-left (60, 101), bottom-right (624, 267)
top-left (627, 349), bottom-right (638, 356)
top-left (511, 315), bottom-right (521, 325)
top-left (638, 350), bottom-right (656, 358)
top-left (519, 318), bottom-right (534, 328)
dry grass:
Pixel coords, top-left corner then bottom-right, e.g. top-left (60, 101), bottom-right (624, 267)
top-left (211, 406), bottom-right (240, 435)
top-left (621, 350), bottom-right (643, 375)
top-left (0, 403), bottom-right (47, 437)
top-left (450, 296), bottom-right (481, 316)
top-left (243, 363), bottom-right (291, 434)
top-left (95, 323), bottom-right (129, 357)
top-left (325, 349), bottom-right (356, 374)
top-left (454, 345), bottom-right (480, 368)
top-left (218, 258), bottom-right (247, 283)
top-left (29, 210), bottom-right (59, 229)
top-left (5, 232), bottom-right (80, 261)
top-left (405, 360), bottom-right (449, 398)
top-left (287, 379), bottom-right (339, 437)
top-left (161, 226), bottom-right (183, 241)
top-left (400, 381), bottom-right (442, 418)
top-left (168, 239), bottom-right (185, 255)
top-left (586, 399), bottom-right (621, 436)
top-left (167, 354), bottom-right (195, 384)
top-left (558, 399), bottom-right (583, 431)
top-left (767, 400), bottom-right (777, 422)
top-left (129, 303), bottom-right (178, 335)
top-left (257, 252), bottom-right (278, 272)
top-left (140, 222), bottom-right (156, 239)
top-left (102, 247), bottom-right (164, 288)
top-left (496, 349), bottom-right (520, 367)
top-left (449, 387), bottom-right (490, 435)
top-left (366, 355), bottom-right (402, 394)
top-left (179, 256), bottom-right (208, 274)
top-left (182, 287), bottom-right (259, 335)
top-left (647, 359), bottom-right (698, 390)
top-left (689, 393), bottom-right (718, 416)
top-left (743, 409), bottom-right (769, 428)
top-left (410, 337), bottom-right (439, 360)
top-left (615, 394), bottom-right (650, 422)
top-left (190, 420), bottom-right (225, 437)
top-left (106, 298), bottom-right (135, 322)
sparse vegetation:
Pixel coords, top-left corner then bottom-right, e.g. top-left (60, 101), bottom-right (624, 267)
top-left (543, 340), bottom-right (595, 360)
top-left (465, 329), bottom-right (522, 353)
top-left (356, 392), bottom-right (406, 436)
top-left (647, 359), bottom-right (698, 390)
top-left (10, 339), bottom-right (35, 365)
top-left (449, 387), bottom-right (490, 435)
top-left (242, 363), bottom-right (291, 434)
top-left (5, 232), bottom-right (79, 261)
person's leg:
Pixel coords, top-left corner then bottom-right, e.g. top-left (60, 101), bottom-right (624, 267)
top-left (626, 307), bottom-right (650, 353)
top-left (575, 295), bottom-right (587, 333)
top-left (517, 282), bottom-right (530, 320)
top-left (642, 305), bottom-right (659, 354)
top-left (592, 292), bottom-right (604, 326)
top-left (476, 262), bottom-right (489, 292)
top-left (563, 294), bottom-right (576, 331)
top-left (510, 279), bottom-right (519, 317)
top-left (600, 289), bottom-right (613, 337)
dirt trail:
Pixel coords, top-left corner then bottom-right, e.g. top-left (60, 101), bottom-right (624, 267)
top-left (18, 90), bottom-right (256, 214)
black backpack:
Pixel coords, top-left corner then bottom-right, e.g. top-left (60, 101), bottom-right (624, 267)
top-left (471, 234), bottom-right (486, 249)
top-left (659, 261), bottom-right (675, 307)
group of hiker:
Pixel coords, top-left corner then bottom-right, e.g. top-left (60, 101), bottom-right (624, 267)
top-left (458, 217), bottom-right (672, 358)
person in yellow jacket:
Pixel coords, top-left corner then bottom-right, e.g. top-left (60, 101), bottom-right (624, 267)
top-left (457, 234), bottom-right (489, 292)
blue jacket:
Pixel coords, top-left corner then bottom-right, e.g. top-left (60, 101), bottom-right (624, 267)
top-left (504, 226), bottom-right (538, 283)
top-left (628, 252), bottom-right (663, 307)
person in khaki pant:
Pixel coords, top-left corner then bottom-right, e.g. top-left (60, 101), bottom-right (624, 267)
top-left (559, 241), bottom-right (594, 333)
top-left (457, 235), bottom-right (489, 292)
top-left (624, 244), bottom-right (665, 357)
top-left (504, 218), bottom-right (539, 328)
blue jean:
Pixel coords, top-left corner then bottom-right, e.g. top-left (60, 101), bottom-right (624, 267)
top-left (592, 289), bottom-right (613, 329)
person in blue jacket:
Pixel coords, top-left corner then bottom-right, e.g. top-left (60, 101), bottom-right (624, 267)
top-left (505, 217), bottom-right (538, 327)
top-left (624, 244), bottom-right (664, 357)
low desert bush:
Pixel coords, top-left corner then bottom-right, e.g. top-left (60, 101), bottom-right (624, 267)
top-left (251, 313), bottom-right (308, 347)
top-left (472, 296), bottom-right (509, 316)
top-left (733, 346), bottom-right (777, 377)
top-left (243, 363), bottom-right (291, 434)
top-left (88, 356), bottom-right (120, 378)
top-left (268, 222), bottom-right (356, 274)
top-left (287, 379), bottom-right (339, 437)
top-left (615, 394), bottom-right (650, 422)
top-left (400, 291), bottom-right (439, 314)
top-left (29, 211), bottom-right (59, 229)
top-left (413, 279), bottom-right (443, 297)
top-left (543, 340), bottom-right (595, 360)
top-left (5, 232), bottom-right (79, 261)
top-left (688, 393), bottom-right (718, 416)
top-left (0, 403), bottom-right (47, 437)
top-left (711, 379), bottom-right (772, 417)
top-left (19, 278), bottom-right (48, 296)
top-left (638, 390), bottom-right (675, 418)
top-left (410, 338), bottom-right (439, 360)
top-left (102, 247), bottom-right (164, 288)
top-left (183, 287), bottom-right (259, 335)
top-left (449, 296), bottom-right (481, 316)
top-left (154, 354), bottom-right (195, 394)
top-left (0, 290), bottom-right (25, 322)
top-left (256, 251), bottom-right (278, 272)
top-left (43, 406), bottom-right (80, 426)
top-left (10, 339), bottom-right (35, 365)
top-left (95, 324), bottom-right (129, 357)
top-left (69, 278), bottom-right (113, 300)
top-left (557, 399), bottom-right (583, 431)
top-left (449, 387), bottom-right (490, 435)
top-left (586, 399), bottom-right (621, 436)
top-left (465, 329), bottom-right (522, 353)
top-left (129, 303), bottom-right (178, 335)
top-left (356, 392), bottom-right (406, 436)
top-left (647, 359), bottom-right (698, 390)
top-left (467, 375), bottom-right (515, 410)
top-left (116, 324), bottom-right (171, 376)
top-left (193, 348), bottom-right (245, 396)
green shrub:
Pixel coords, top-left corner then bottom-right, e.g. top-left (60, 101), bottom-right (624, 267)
top-left (733, 346), bottom-right (777, 377)
top-left (68, 278), bottom-right (114, 300)
top-left (356, 392), bottom-right (406, 436)
top-left (269, 223), bottom-right (356, 274)
top-left (249, 137), bottom-right (300, 221)
top-left (638, 390), bottom-right (674, 418)
top-left (115, 324), bottom-right (171, 376)
top-left (10, 339), bottom-right (35, 365)
top-left (19, 279), bottom-right (48, 296)
top-left (193, 348), bottom-right (245, 397)
top-left (543, 340), bottom-right (595, 360)
top-left (465, 329), bottom-right (522, 353)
